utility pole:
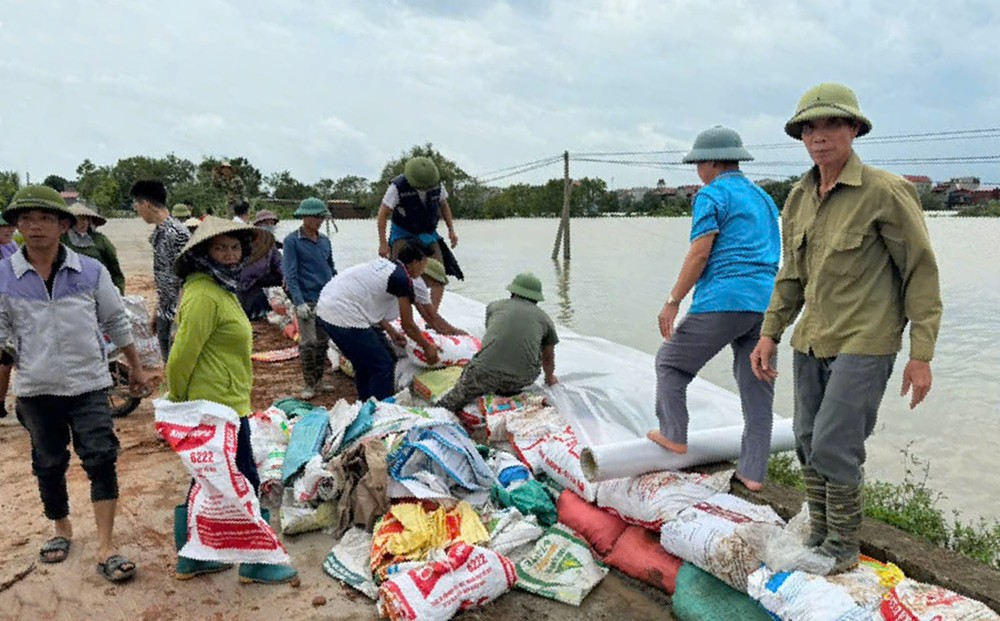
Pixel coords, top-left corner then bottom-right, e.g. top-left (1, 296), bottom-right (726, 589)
top-left (551, 151), bottom-right (572, 261)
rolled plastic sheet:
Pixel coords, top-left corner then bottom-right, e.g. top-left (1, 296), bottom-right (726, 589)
top-left (437, 293), bottom-right (794, 481)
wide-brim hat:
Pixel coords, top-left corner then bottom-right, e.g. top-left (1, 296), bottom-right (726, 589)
top-left (69, 202), bottom-right (107, 227)
top-left (506, 272), bottom-right (544, 302)
top-left (4, 185), bottom-right (76, 226)
top-left (171, 203), bottom-right (192, 218)
top-left (404, 156), bottom-right (441, 190)
top-left (294, 197), bottom-right (328, 218)
top-left (785, 82), bottom-right (872, 140)
top-left (253, 209), bottom-right (279, 226)
top-left (682, 125), bottom-right (754, 163)
top-left (423, 258), bottom-right (448, 285)
top-left (176, 215), bottom-right (273, 267)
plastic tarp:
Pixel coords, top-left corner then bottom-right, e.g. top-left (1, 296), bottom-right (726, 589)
top-left (434, 293), bottom-right (795, 481)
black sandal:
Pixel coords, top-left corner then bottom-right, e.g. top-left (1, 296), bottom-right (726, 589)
top-left (39, 536), bottom-right (71, 564)
top-left (97, 554), bottom-right (136, 583)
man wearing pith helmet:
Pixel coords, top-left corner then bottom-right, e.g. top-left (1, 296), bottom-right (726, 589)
top-left (750, 83), bottom-right (942, 573)
top-left (648, 126), bottom-right (781, 495)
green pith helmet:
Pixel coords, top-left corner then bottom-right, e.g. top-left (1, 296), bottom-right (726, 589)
top-left (681, 126), bottom-right (754, 163)
top-left (294, 197), bottom-right (328, 218)
top-left (171, 203), bottom-right (192, 218)
top-left (4, 185), bottom-right (76, 226)
top-left (403, 156), bottom-right (441, 191)
top-left (423, 258), bottom-right (448, 285)
top-left (785, 82), bottom-right (872, 140)
top-left (506, 272), bottom-right (544, 302)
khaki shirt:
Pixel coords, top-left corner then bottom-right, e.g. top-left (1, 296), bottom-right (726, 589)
top-left (761, 152), bottom-right (942, 361)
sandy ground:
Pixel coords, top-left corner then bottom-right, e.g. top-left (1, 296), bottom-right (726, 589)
top-left (0, 219), bottom-right (673, 621)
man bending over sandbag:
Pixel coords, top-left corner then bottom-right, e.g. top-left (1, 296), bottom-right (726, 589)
top-left (438, 272), bottom-right (558, 412)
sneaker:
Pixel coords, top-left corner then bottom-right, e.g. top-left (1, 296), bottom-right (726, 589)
top-left (299, 386), bottom-right (316, 400)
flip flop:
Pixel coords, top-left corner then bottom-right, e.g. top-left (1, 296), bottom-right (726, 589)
top-left (97, 554), bottom-right (136, 583)
top-left (39, 536), bottom-right (71, 563)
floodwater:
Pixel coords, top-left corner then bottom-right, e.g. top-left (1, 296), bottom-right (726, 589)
top-left (278, 215), bottom-right (1000, 522)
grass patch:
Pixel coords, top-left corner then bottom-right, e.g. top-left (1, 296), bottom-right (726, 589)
top-left (766, 445), bottom-right (1000, 570)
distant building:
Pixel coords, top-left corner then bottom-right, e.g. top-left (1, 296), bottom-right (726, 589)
top-left (60, 190), bottom-right (80, 202)
top-left (949, 176), bottom-right (981, 191)
top-left (903, 175), bottom-right (932, 193)
top-left (327, 199), bottom-right (368, 219)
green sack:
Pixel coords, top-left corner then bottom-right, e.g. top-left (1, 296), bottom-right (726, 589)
top-left (671, 563), bottom-right (773, 621)
top-left (491, 480), bottom-right (557, 527)
top-left (272, 397), bottom-right (317, 418)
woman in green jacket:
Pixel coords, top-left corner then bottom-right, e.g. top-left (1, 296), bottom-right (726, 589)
top-left (166, 216), bottom-right (297, 585)
top-left (62, 203), bottom-right (126, 294)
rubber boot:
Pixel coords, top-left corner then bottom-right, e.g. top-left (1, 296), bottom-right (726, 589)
top-left (299, 346), bottom-right (319, 400)
top-left (238, 509), bottom-right (298, 585)
top-left (820, 481), bottom-right (863, 574)
top-left (174, 504), bottom-right (232, 580)
top-left (801, 465), bottom-right (828, 548)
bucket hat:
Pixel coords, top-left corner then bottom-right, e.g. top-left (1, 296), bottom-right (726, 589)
top-left (682, 126), bottom-right (754, 163)
top-left (252, 209), bottom-right (279, 226)
top-left (176, 215), bottom-right (273, 268)
top-left (506, 272), bottom-right (544, 302)
top-left (171, 203), bottom-right (192, 219)
top-left (785, 82), bottom-right (872, 140)
top-left (423, 258), bottom-right (448, 286)
top-left (4, 185), bottom-right (76, 226)
top-left (293, 197), bottom-right (328, 218)
top-left (184, 217), bottom-right (202, 230)
top-left (403, 157), bottom-right (441, 191)
top-left (68, 202), bottom-right (108, 227)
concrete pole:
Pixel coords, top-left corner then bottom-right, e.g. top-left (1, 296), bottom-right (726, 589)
top-left (551, 151), bottom-right (572, 260)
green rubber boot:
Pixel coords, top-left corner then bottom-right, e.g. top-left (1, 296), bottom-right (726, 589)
top-left (238, 508), bottom-right (298, 585)
top-left (801, 465), bottom-right (828, 548)
top-left (820, 481), bottom-right (863, 574)
top-left (174, 504), bottom-right (232, 580)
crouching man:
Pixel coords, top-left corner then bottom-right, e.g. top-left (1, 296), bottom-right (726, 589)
top-left (0, 186), bottom-right (149, 582)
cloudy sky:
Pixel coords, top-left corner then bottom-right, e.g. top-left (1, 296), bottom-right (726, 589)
top-left (1, 0), bottom-right (998, 189)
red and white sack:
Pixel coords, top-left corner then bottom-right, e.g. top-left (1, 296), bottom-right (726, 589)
top-left (122, 295), bottom-right (161, 367)
top-left (877, 579), bottom-right (1000, 621)
top-left (249, 406), bottom-right (291, 504)
top-left (155, 398), bottom-right (289, 564)
top-left (504, 403), bottom-right (567, 472)
top-left (377, 543), bottom-right (517, 621)
top-left (659, 492), bottom-right (783, 592)
top-left (595, 469), bottom-right (733, 529)
top-left (536, 425), bottom-right (600, 502)
top-left (391, 319), bottom-right (482, 368)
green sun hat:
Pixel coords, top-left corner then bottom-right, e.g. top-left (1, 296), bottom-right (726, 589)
top-left (423, 258), bottom-right (448, 286)
top-left (506, 272), bottom-right (544, 302)
top-left (682, 126), bottom-right (754, 163)
top-left (4, 185), bottom-right (76, 226)
top-left (294, 197), bottom-right (328, 218)
top-left (171, 203), bottom-right (192, 218)
top-left (403, 157), bottom-right (441, 191)
top-left (785, 82), bottom-right (873, 140)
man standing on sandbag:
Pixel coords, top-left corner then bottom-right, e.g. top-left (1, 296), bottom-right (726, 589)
top-left (647, 126), bottom-right (780, 493)
top-left (0, 186), bottom-right (149, 582)
top-left (376, 156), bottom-right (463, 298)
top-left (750, 83), bottom-right (942, 573)
top-left (438, 272), bottom-right (558, 412)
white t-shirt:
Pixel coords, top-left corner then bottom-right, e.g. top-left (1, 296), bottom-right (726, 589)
top-left (316, 258), bottom-right (417, 329)
top-left (381, 183), bottom-right (449, 209)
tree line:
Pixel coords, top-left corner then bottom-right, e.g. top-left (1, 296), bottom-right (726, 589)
top-left (1, 144), bottom-right (811, 219)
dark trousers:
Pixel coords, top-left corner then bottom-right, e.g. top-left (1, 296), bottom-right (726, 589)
top-left (17, 389), bottom-right (120, 520)
top-left (654, 311), bottom-right (775, 484)
top-left (157, 314), bottom-right (174, 363)
top-left (793, 352), bottom-right (896, 485)
top-left (320, 319), bottom-right (395, 401)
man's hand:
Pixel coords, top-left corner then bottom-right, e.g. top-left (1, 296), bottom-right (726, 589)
top-left (129, 366), bottom-right (151, 398)
top-left (389, 330), bottom-right (407, 349)
top-left (148, 310), bottom-right (157, 335)
top-left (750, 337), bottom-right (779, 383)
top-left (658, 303), bottom-right (679, 340)
top-left (448, 229), bottom-right (459, 249)
top-left (901, 359), bottom-right (932, 409)
top-left (296, 303), bottom-right (313, 319)
top-left (422, 343), bottom-right (440, 366)
top-left (545, 374), bottom-right (559, 386)
top-left (378, 241), bottom-right (391, 258)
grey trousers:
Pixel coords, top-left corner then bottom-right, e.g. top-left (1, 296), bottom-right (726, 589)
top-left (299, 303), bottom-right (330, 388)
top-left (655, 311), bottom-right (774, 483)
top-left (438, 364), bottom-right (532, 412)
top-left (793, 351), bottom-right (895, 485)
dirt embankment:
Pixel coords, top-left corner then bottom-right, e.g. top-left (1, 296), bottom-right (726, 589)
top-left (0, 219), bottom-right (672, 621)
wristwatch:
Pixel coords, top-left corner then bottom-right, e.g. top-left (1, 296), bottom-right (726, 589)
top-left (666, 295), bottom-right (681, 307)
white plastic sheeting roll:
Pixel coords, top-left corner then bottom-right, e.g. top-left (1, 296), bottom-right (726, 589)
top-left (436, 293), bottom-right (795, 481)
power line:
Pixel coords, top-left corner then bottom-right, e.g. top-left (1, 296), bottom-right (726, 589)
top-left (475, 154), bottom-right (562, 178)
top-left (476, 158), bottom-right (562, 184)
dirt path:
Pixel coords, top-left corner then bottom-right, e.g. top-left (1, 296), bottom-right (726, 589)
top-left (0, 219), bottom-right (672, 621)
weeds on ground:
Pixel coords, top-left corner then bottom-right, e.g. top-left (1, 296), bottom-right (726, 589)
top-left (766, 445), bottom-right (1000, 570)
